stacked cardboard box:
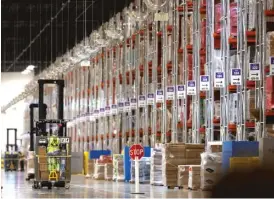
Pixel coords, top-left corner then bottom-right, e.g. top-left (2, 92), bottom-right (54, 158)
top-left (162, 143), bottom-right (204, 187)
top-left (38, 146), bottom-right (48, 179)
top-left (87, 159), bottom-right (95, 178)
top-left (104, 163), bottom-right (113, 180)
top-left (207, 141), bottom-right (222, 153)
top-left (177, 165), bottom-right (189, 187)
top-left (94, 163), bottom-right (105, 180)
top-left (150, 145), bottom-right (163, 185)
top-left (259, 138), bottom-right (274, 170)
top-left (188, 165), bottom-right (201, 190)
top-left (200, 152), bottom-right (222, 191)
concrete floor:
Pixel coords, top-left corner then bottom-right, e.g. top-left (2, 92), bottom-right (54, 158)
top-left (1, 170), bottom-right (211, 198)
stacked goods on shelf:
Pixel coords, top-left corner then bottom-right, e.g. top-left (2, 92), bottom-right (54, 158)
top-left (200, 152), bottom-right (222, 191)
top-left (188, 165), bottom-right (201, 190)
top-left (104, 163), bottom-right (113, 180)
top-left (259, 138), bottom-right (274, 170)
top-left (162, 143), bottom-right (204, 187)
top-left (150, 145), bottom-right (163, 185)
top-left (113, 154), bottom-right (124, 181)
top-left (130, 157), bottom-right (151, 183)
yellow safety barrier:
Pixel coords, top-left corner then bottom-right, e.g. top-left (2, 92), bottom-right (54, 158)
top-left (230, 157), bottom-right (260, 172)
top-left (83, 152), bottom-right (89, 175)
top-left (49, 170), bottom-right (58, 181)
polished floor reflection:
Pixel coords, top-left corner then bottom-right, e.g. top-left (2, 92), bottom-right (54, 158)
top-left (1, 171), bottom-right (211, 198)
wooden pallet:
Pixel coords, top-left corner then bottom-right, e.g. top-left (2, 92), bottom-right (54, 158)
top-left (166, 186), bottom-right (183, 189)
top-left (151, 183), bottom-right (164, 186)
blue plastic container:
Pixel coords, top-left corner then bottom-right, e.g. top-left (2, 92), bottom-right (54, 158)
top-left (89, 150), bottom-right (111, 159)
top-left (124, 146), bottom-right (151, 181)
top-left (222, 141), bottom-right (259, 173)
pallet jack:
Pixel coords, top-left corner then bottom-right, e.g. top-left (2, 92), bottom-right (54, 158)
top-left (33, 79), bottom-right (70, 189)
top-left (25, 103), bottom-right (47, 181)
top-left (4, 128), bottom-right (19, 171)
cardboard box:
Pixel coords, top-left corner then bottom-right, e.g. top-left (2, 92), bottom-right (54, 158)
top-left (259, 138), bottom-right (274, 170)
top-left (229, 157), bottom-right (260, 172)
top-left (39, 157), bottom-right (47, 164)
top-left (40, 171), bottom-right (49, 181)
top-left (188, 174), bottom-right (200, 190)
top-left (207, 141), bottom-right (222, 153)
top-left (38, 147), bottom-right (47, 156)
top-left (39, 163), bottom-right (48, 171)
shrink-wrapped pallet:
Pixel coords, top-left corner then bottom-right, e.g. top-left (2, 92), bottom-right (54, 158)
top-left (188, 165), bottom-right (201, 190)
top-left (247, 0), bottom-right (256, 30)
top-left (267, 0), bottom-right (274, 9)
top-left (131, 157), bottom-right (151, 183)
top-left (94, 163), bottom-right (105, 180)
top-left (150, 144), bottom-right (163, 185)
top-left (230, 3), bottom-right (237, 37)
top-left (177, 165), bottom-right (189, 187)
top-left (214, 101), bottom-right (221, 120)
top-left (104, 163), bottom-right (113, 180)
top-left (87, 159), bottom-right (96, 178)
top-left (113, 154), bottom-right (124, 181)
top-left (266, 32), bottom-right (274, 66)
top-left (162, 143), bottom-right (204, 187)
top-left (214, 3), bottom-right (222, 34)
top-left (246, 90), bottom-right (256, 120)
top-left (200, 152), bottom-right (222, 191)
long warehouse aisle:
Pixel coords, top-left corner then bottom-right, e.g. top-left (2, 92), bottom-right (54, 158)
top-left (1, 171), bottom-right (209, 198)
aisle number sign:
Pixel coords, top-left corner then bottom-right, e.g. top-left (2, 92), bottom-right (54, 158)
top-left (231, 68), bottom-right (242, 85)
top-left (124, 101), bottom-right (131, 112)
top-left (105, 106), bottom-right (111, 116)
top-left (270, 57), bottom-right (274, 76)
top-left (147, 93), bottom-right (155, 105)
top-left (94, 109), bottom-right (99, 119)
top-left (187, 80), bottom-right (196, 95)
top-left (138, 95), bottom-right (146, 107)
top-left (156, 90), bottom-right (164, 103)
top-left (99, 108), bottom-right (105, 117)
top-left (111, 104), bottom-right (118, 115)
top-left (118, 102), bottom-right (124, 113)
top-left (249, 63), bottom-right (260, 81)
top-left (200, 75), bottom-right (210, 91)
top-left (130, 98), bottom-right (137, 109)
top-left (166, 86), bottom-right (175, 100)
top-left (214, 72), bottom-right (225, 88)
top-left (177, 85), bottom-right (185, 99)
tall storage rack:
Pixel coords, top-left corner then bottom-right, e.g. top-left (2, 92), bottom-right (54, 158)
top-left (22, 0), bottom-right (274, 155)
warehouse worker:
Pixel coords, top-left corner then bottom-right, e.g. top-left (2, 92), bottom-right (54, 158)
top-left (47, 131), bottom-right (60, 172)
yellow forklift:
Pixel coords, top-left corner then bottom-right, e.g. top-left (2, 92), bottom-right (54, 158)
top-left (4, 128), bottom-right (19, 171)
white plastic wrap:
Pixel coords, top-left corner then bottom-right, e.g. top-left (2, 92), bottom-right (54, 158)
top-left (266, 32), bottom-right (274, 66)
top-left (150, 145), bottom-right (163, 185)
top-left (200, 152), bottom-right (222, 191)
top-left (130, 157), bottom-right (151, 183)
top-left (113, 154), bottom-right (124, 181)
top-left (94, 163), bottom-right (105, 180)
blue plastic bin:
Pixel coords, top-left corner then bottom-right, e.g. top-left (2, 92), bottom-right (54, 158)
top-left (89, 150), bottom-right (111, 159)
top-left (222, 141), bottom-right (259, 173)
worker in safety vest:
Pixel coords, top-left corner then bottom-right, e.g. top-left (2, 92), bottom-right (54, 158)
top-left (47, 131), bottom-right (60, 172)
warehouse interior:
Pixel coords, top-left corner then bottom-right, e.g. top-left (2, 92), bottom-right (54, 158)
top-left (1, 0), bottom-right (274, 198)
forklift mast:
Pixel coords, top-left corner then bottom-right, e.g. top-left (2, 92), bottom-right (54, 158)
top-left (6, 128), bottom-right (18, 152)
top-left (37, 79), bottom-right (65, 136)
top-left (29, 103), bottom-right (47, 151)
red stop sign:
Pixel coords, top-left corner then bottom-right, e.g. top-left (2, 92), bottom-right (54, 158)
top-left (129, 144), bottom-right (144, 160)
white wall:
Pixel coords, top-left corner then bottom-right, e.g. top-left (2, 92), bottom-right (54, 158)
top-left (1, 72), bottom-right (34, 152)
